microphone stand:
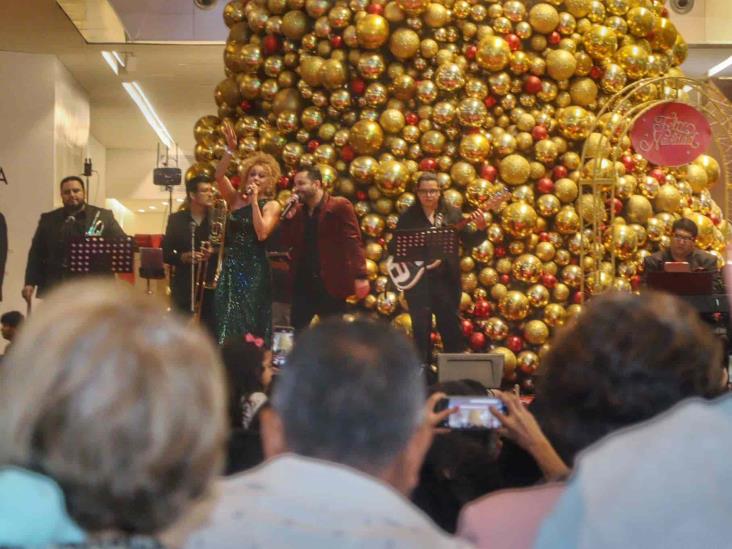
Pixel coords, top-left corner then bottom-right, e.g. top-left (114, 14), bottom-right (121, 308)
top-left (190, 221), bottom-right (197, 314)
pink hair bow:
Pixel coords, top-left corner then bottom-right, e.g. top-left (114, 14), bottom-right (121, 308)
top-left (244, 333), bottom-right (264, 348)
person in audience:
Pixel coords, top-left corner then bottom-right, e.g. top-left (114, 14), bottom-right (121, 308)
top-left (535, 394), bottom-right (732, 549)
top-left (456, 290), bottom-right (727, 549)
top-left (0, 310), bottom-right (23, 357)
top-left (221, 336), bottom-right (275, 475)
top-left (0, 211), bottom-right (6, 301)
top-left (184, 318), bottom-right (472, 548)
top-left (412, 380), bottom-right (503, 533)
top-left (0, 280), bottom-right (227, 548)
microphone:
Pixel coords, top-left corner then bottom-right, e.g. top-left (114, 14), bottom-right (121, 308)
top-left (281, 194), bottom-right (300, 220)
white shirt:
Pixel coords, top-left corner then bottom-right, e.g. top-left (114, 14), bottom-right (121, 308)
top-left (185, 454), bottom-right (474, 549)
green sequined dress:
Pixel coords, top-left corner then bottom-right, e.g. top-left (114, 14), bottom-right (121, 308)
top-left (215, 201), bottom-right (272, 346)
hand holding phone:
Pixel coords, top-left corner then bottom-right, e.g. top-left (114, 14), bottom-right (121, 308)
top-left (434, 395), bottom-right (507, 430)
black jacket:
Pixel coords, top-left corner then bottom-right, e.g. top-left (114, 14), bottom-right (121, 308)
top-left (643, 248), bottom-right (724, 294)
top-left (24, 205), bottom-right (125, 297)
top-left (0, 212), bottom-right (6, 301)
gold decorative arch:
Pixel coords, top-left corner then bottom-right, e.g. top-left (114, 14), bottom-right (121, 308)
top-left (578, 76), bottom-right (732, 297)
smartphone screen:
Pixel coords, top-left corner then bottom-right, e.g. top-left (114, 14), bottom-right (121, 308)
top-left (272, 326), bottom-right (294, 368)
top-left (436, 396), bottom-right (506, 430)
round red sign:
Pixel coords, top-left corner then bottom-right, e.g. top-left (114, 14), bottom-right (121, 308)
top-left (630, 102), bottom-right (712, 167)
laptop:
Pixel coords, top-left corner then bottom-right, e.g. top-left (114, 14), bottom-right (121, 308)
top-left (437, 353), bottom-right (505, 388)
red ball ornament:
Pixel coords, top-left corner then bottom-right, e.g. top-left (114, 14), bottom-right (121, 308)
top-left (366, 3), bottom-right (384, 14)
top-left (711, 212), bottom-right (721, 225)
top-left (480, 163), bottom-right (497, 181)
top-left (483, 96), bottom-right (497, 108)
top-left (356, 190), bottom-right (368, 201)
top-left (541, 273), bottom-right (557, 288)
top-left (621, 154), bottom-right (635, 173)
top-left (609, 198), bottom-right (623, 215)
top-left (572, 291), bottom-right (584, 305)
top-left (507, 34), bottom-right (521, 51)
top-left (507, 335), bottom-right (523, 353)
top-left (405, 112), bottom-right (419, 125)
top-left (473, 298), bottom-right (492, 318)
top-left (307, 139), bottom-right (320, 153)
top-left (590, 66), bottom-right (604, 80)
top-left (532, 124), bottom-right (549, 140)
top-left (239, 100), bottom-right (252, 111)
top-left (536, 177), bottom-right (555, 194)
top-left (552, 165), bottom-right (568, 179)
top-left (330, 35), bottom-right (343, 48)
top-left (499, 273), bottom-right (510, 285)
top-left (524, 75), bottom-right (542, 95)
top-left (230, 175), bottom-right (241, 190)
top-left (277, 176), bottom-right (290, 189)
top-left (469, 331), bottom-right (487, 351)
top-left (263, 34), bottom-right (280, 54)
top-left (350, 78), bottom-right (366, 95)
top-left (630, 274), bottom-right (641, 291)
top-left (650, 168), bottom-right (665, 182)
top-left (539, 232), bottom-right (550, 242)
top-left (495, 246), bottom-right (507, 258)
top-left (548, 32), bottom-right (561, 45)
top-left (340, 144), bottom-right (355, 162)
top-left (461, 319), bottom-right (474, 338)
top-left (420, 158), bottom-right (437, 171)
top-left (465, 45), bottom-right (477, 60)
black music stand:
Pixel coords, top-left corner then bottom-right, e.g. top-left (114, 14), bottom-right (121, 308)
top-left (392, 226), bottom-right (459, 262)
top-left (646, 271), bottom-right (714, 296)
top-left (67, 236), bottom-right (134, 276)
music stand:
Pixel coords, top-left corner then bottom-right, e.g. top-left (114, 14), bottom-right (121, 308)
top-left (392, 226), bottom-right (459, 262)
top-left (139, 247), bottom-right (165, 295)
top-left (646, 271), bottom-right (714, 296)
top-left (67, 236), bottom-right (134, 276)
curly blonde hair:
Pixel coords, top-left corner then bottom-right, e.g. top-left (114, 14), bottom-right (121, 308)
top-left (238, 152), bottom-right (281, 199)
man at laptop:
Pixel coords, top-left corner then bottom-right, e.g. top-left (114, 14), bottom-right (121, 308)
top-left (642, 218), bottom-right (723, 293)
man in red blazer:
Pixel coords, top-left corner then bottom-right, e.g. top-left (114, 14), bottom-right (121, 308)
top-left (281, 167), bottom-right (369, 330)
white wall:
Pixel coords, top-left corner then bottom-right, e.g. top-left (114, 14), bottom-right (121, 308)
top-left (0, 51), bottom-right (58, 315)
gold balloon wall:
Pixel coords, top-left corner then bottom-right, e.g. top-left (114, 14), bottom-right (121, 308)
top-left (190, 0), bottom-right (729, 389)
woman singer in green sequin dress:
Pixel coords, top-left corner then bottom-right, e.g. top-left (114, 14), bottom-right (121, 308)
top-left (214, 124), bottom-right (282, 346)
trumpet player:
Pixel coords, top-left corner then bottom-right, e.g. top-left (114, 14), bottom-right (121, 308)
top-left (163, 176), bottom-right (216, 334)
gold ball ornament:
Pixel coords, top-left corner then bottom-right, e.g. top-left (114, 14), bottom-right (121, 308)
top-left (616, 44), bottom-right (649, 79)
top-left (391, 313), bottom-right (412, 336)
top-left (685, 163), bottom-right (709, 194)
top-left (501, 201), bottom-right (539, 238)
top-left (654, 184), bottom-right (682, 213)
top-left (569, 78), bottom-right (599, 107)
top-left (282, 10), bottom-right (309, 40)
top-left (625, 194), bottom-right (653, 224)
top-left (389, 28), bottom-right (420, 59)
top-left (529, 3), bottom-right (560, 34)
top-left (692, 155), bottom-right (720, 187)
top-left (476, 36), bottom-right (511, 72)
top-left (499, 291), bottom-right (531, 321)
top-left (349, 120), bottom-right (384, 155)
top-left (555, 178), bottom-right (579, 203)
top-left (380, 109), bottom-right (406, 134)
top-left (684, 212), bottom-right (715, 249)
top-left (460, 132), bottom-right (492, 162)
top-left (626, 7), bottom-right (657, 37)
top-left (500, 154), bottom-right (532, 186)
top-left (350, 155), bottom-right (379, 182)
top-left (555, 205), bottom-right (581, 234)
top-left (524, 320), bottom-right (550, 345)
top-left (375, 160), bottom-right (410, 197)
top-left (604, 223), bottom-right (638, 260)
top-left (512, 254), bottom-right (543, 283)
top-left (527, 284), bottom-right (551, 308)
top-left (584, 24), bottom-right (618, 58)
top-left (557, 106), bottom-right (594, 140)
top-left (493, 347), bottom-right (517, 378)
top-left (546, 49), bottom-right (577, 81)
top-left (376, 291), bottom-right (399, 315)
top-left (396, 0), bottom-right (429, 15)
top-left (544, 303), bottom-right (567, 327)
top-left (479, 267), bottom-right (499, 287)
top-left (471, 240), bottom-right (495, 263)
top-left (356, 14), bottom-right (390, 49)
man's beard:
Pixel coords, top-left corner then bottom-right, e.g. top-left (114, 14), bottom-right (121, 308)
top-left (64, 201), bottom-right (85, 215)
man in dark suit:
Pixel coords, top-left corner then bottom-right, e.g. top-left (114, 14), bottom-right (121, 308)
top-left (280, 166), bottom-right (369, 331)
top-left (643, 218), bottom-right (723, 293)
top-left (22, 176), bottom-right (126, 301)
top-left (0, 212), bottom-right (6, 302)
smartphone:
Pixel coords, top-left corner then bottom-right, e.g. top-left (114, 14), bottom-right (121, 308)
top-left (272, 326), bottom-right (294, 368)
top-left (435, 396), bottom-right (506, 430)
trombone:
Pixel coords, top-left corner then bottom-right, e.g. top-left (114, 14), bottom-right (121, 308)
top-left (193, 195), bottom-right (227, 321)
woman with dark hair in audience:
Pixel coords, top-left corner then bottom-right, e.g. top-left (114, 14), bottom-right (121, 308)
top-left (457, 291), bottom-right (727, 548)
top-left (221, 336), bottom-right (275, 475)
top-left (0, 281), bottom-right (227, 548)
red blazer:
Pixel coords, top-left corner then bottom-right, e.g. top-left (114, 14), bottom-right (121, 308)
top-left (280, 194), bottom-right (367, 300)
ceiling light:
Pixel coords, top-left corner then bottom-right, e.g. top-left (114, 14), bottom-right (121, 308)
top-left (122, 81), bottom-right (175, 149)
top-left (101, 51), bottom-right (119, 75)
top-left (176, 198), bottom-right (184, 202)
top-left (708, 55), bottom-right (732, 77)
top-left (112, 51), bottom-right (126, 68)
top-left (149, 205), bottom-right (157, 210)
top-left (137, 209), bottom-right (146, 213)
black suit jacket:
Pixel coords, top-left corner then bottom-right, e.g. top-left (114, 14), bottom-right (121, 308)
top-left (24, 205), bottom-right (125, 297)
top-left (0, 212), bottom-right (6, 301)
top-left (643, 248), bottom-right (724, 294)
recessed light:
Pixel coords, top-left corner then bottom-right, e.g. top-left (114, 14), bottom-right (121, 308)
top-left (137, 209), bottom-right (146, 213)
top-left (149, 205), bottom-right (157, 210)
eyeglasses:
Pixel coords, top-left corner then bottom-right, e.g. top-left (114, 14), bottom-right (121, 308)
top-left (672, 233), bottom-right (695, 242)
top-left (417, 189), bottom-right (440, 196)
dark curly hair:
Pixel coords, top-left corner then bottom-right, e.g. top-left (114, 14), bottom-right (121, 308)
top-left (534, 290), bottom-right (725, 466)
